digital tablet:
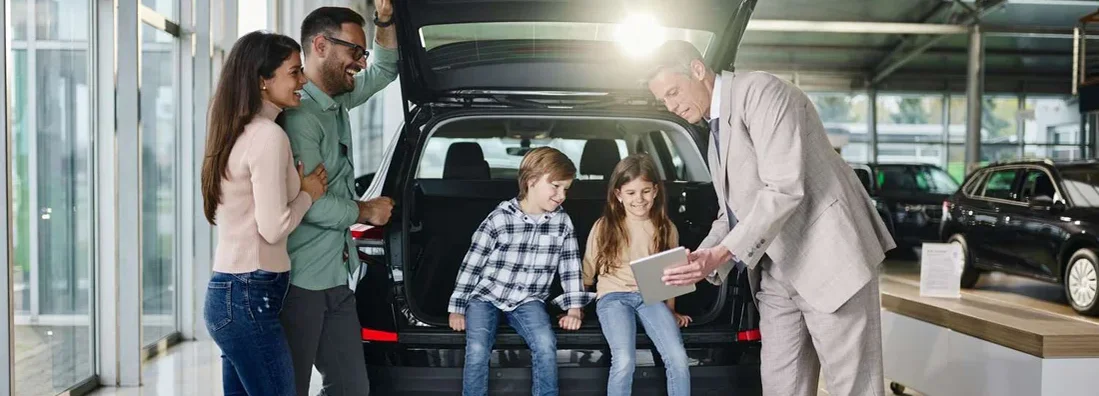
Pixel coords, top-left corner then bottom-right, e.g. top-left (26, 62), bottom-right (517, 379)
top-left (629, 247), bottom-right (697, 305)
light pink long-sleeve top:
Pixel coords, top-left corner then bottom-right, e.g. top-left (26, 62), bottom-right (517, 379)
top-left (212, 101), bottom-right (312, 274)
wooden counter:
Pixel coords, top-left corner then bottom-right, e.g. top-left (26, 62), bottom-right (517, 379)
top-left (880, 275), bottom-right (1099, 358)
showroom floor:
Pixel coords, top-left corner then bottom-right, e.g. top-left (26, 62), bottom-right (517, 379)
top-left (85, 338), bottom-right (919, 396)
top-left (86, 256), bottom-right (974, 396)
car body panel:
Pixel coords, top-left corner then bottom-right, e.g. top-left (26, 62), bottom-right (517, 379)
top-left (942, 161), bottom-right (1099, 293)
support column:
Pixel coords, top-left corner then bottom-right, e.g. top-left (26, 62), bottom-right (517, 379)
top-left (96, 0), bottom-right (143, 387)
top-left (965, 26), bottom-right (985, 174)
top-left (0, 0), bottom-right (12, 393)
top-left (191, 0), bottom-right (214, 341)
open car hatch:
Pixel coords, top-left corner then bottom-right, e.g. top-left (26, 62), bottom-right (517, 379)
top-left (391, 0), bottom-right (758, 104)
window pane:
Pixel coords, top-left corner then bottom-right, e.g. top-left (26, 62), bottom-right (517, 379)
top-left (876, 143), bottom-right (945, 167)
top-left (1024, 145), bottom-right (1084, 162)
top-left (982, 96), bottom-right (1020, 143)
top-left (949, 95), bottom-right (966, 143)
top-left (808, 92), bottom-right (869, 162)
top-left (11, 37), bottom-right (95, 396)
top-left (981, 144), bottom-right (1020, 164)
top-left (837, 142), bottom-right (870, 163)
top-left (1023, 97), bottom-right (1080, 144)
top-left (1060, 166), bottom-right (1099, 207)
top-left (237, 0), bottom-right (269, 37)
top-left (876, 94), bottom-right (944, 143)
top-left (947, 144), bottom-right (966, 182)
top-left (142, 0), bottom-right (177, 21)
top-left (141, 24), bottom-right (179, 345)
top-left (1020, 170), bottom-right (1058, 203)
top-left (929, 167), bottom-right (961, 193)
top-left (982, 169), bottom-right (1019, 200)
top-left (416, 137), bottom-right (630, 180)
top-left (11, 0), bottom-right (28, 40)
top-left (34, 0), bottom-right (91, 41)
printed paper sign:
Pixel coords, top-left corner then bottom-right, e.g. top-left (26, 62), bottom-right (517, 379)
top-left (920, 243), bottom-right (964, 298)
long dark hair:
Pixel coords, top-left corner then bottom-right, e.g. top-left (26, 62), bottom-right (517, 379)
top-left (593, 154), bottom-right (675, 276)
top-left (201, 31), bottom-right (301, 224)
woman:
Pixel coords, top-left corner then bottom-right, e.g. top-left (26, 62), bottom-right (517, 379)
top-left (200, 31), bottom-right (326, 396)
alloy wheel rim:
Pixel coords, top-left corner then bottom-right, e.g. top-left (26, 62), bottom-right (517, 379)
top-left (1069, 258), bottom-right (1098, 308)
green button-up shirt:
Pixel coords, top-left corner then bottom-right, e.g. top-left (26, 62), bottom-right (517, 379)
top-left (278, 45), bottom-right (399, 291)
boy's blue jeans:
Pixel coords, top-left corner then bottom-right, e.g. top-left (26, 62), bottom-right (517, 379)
top-left (462, 299), bottom-right (558, 396)
top-left (597, 292), bottom-right (691, 396)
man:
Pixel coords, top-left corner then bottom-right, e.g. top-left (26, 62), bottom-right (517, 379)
top-left (647, 41), bottom-right (895, 396)
top-left (277, 3), bottom-right (399, 395)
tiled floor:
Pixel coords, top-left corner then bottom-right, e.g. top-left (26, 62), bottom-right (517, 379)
top-left (85, 339), bottom-right (921, 396)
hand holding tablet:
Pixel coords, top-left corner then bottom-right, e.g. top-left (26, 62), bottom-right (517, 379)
top-left (630, 247), bottom-right (697, 305)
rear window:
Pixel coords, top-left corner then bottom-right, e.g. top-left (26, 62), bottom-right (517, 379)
top-left (417, 137), bottom-right (629, 180)
top-left (874, 165), bottom-right (959, 195)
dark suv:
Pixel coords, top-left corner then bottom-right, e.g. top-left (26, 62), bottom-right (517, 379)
top-left (349, 0), bottom-right (763, 394)
top-left (941, 159), bottom-right (1099, 316)
top-left (850, 163), bottom-right (960, 249)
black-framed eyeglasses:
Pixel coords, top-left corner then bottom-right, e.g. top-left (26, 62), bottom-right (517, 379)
top-left (324, 36), bottom-right (369, 60)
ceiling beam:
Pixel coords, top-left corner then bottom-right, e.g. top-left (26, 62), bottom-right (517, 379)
top-left (745, 19), bottom-right (968, 35)
top-left (744, 20), bottom-right (1070, 37)
top-left (869, 0), bottom-right (1008, 85)
top-left (738, 44), bottom-right (1070, 58)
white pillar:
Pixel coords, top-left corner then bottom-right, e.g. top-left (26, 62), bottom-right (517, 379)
top-left (96, 0), bottom-right (144, 386)
top-left (0, 0), bottom-right (13, 393)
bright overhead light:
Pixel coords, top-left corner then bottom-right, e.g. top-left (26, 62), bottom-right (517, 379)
top-left (614, 14), bottom-right (665, 58)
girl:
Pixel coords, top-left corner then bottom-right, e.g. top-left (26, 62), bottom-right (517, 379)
top-left (200, 31), bottom-right (327, 396)
top-left (582, 154), bottom-right (692, 396)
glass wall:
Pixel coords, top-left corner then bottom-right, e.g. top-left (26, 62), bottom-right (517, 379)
top-left (9, 0), bottom-right (97, 394)
top-left (141, 9), bottom-right (182, 346)
top-left (809, 91), bottom-right (1085, 183)
top-left (808, 92), bottom-right (870, 163)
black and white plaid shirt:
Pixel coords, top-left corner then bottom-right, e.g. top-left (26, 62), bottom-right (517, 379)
top-left (448, 199), bottom-right (596, 315)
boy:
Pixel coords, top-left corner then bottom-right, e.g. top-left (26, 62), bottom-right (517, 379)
top-left (447, 147), bottom-right (595, 396)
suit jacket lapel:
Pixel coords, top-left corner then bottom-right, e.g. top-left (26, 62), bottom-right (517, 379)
top-left (719, 71), bottom-right (736, 212)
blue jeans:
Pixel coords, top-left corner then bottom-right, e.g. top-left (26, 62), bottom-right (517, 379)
top-left (596, 292), bottom-right (690, 396)
top-left (204, 270), bottom-right (295, 396)
top-left (462, 299), bottom-right (558, 396)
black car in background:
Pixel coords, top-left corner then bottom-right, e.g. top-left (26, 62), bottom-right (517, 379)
top-left (349, 1), bottom-right (764, 394)
top-left (941, 159), bottom-right (1099, 316)
top-left (849, 163), bottom-right (960, 249)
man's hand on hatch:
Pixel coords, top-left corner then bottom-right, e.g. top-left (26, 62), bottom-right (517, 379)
top-left (662, 246), bottom-right (733, 286)
top-left (375, 0), bottom-right (393, 19)
top-left (358, 197), bottom-right (394, 226)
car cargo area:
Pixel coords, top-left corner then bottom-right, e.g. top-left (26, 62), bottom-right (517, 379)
top-left (398, 115), bottom-right (730, 329)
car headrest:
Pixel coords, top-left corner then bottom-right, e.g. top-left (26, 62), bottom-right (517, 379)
top-left (1035, 174), bottom-right (1055, 197)
top-left (580, 139), bottom-right (621, 180)
top-left (443, 142), bottom-right (491, 180)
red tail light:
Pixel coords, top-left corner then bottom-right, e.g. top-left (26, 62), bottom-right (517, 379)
top-left (737, 329), bottom-right (761, 342)
top-left (361, 328), bottom-right (398, 342)
top-left (351, 224), bottom-right (384, 241)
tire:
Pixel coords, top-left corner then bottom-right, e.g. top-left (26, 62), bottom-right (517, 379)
top-left (1065, 249), bottom-right (1099, 316)
top-left (948, 234), bottom-right (980, 289)
top-left (889, 382), bottom-right (906, 395)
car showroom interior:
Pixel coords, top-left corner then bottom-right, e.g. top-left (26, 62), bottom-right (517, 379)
top-left (2, 0), bottom-right (1098, 395)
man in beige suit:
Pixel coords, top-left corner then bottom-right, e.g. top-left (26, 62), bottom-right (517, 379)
top-left (646, 41), bottom-right (896, 396)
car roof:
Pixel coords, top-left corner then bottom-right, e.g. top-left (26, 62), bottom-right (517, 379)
top-left (980, 158), bottom-right (1099, 170)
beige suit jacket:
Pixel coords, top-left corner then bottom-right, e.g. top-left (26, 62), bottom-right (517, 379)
top-left (700, 71), bottom-right (896, 314)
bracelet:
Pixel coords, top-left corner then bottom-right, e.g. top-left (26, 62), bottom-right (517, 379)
top-left (373, 11), bottom-right (394, 27)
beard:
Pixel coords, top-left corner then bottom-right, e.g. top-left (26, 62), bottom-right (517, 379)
top-left (320, 57), bottom-right (355, 96)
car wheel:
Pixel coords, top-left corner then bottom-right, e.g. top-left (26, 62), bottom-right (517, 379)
top-left (949, 234), bottom-right (980, 289)
top-left (1065, 249), bottom-right (1099, 316)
